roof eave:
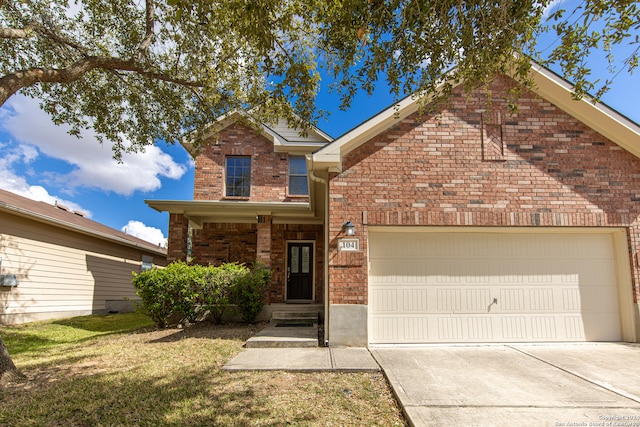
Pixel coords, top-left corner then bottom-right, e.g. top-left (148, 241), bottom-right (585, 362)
top-left (145, 199), bottom-right (321, 228)
top-left (529, 63), bottom-right (640, 159)
top-left (0, 203), bottom-right (167, 256)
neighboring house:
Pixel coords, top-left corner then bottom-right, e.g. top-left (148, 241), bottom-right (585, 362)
top-left (0, 189), bottom-right (167, 325)
top-left (148, 62), bottom-right (640, 347)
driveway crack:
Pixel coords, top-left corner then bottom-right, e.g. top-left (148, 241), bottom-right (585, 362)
top-left (506, 345), bottom-right (640, 405)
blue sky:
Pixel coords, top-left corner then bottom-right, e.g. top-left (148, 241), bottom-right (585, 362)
top-left (1, 0), bottom-right (638, 246)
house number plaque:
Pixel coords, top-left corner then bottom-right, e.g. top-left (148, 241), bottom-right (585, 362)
top-left (338, 238), bottom-right (359, 252)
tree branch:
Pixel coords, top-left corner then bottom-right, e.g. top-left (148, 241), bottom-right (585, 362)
top-left (31, 20), bottom-right (90, 56)
top-left (0, 26), bottom-right (34, 39)
top-left (134, 0), bottom-right (155, 62)
top-left (0, 55), bottom-right (203, 107)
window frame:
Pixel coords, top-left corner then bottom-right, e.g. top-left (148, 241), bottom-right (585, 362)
top-left (288, 155), bottom-right (309, 197)
top-left (140, 255), bottom-right (154, 272)
top-left (225, 155), bottom-right (252, 198)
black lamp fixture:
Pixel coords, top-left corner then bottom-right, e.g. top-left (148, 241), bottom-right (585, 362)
top-left (343, 221), bottom-right (355, 236)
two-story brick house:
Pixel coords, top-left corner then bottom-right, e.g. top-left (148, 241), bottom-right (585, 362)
top-left (147, 112), bottom-right (332, 320)
top-left (148, 63), bottom-right (640, 347)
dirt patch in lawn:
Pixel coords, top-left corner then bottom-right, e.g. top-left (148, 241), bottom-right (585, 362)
top-left (144, 321), bottom-right (268, 343)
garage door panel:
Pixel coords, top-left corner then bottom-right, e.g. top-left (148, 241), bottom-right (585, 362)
top-left (564, 316), bottom-right (586, 339)
top-left (502, 317), bottom-right (528, 339)
top-left (499, 289), bottom-right (526, 311)
top-left (578, 287), bottom-right (619, 314)
top-left (369, 231), bottom-right (622, 344)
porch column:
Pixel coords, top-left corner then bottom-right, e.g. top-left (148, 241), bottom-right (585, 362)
top-left (256, 215), bottom-right (272, 267)
top-left (167, 213), bottom-right (189, 262)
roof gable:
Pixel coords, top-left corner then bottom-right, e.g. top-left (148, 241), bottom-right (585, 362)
top-left (312, 62), bottom-right (640, 171)
top-left (183, 110), bottom-right (333, 156)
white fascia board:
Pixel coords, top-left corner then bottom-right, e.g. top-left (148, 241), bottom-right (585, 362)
top-left (529, 64), bottom-right (640, 159)
top-left (145, 200), bottom-right (313, 217)
top-left (273, 140), bottom-right (328, 154)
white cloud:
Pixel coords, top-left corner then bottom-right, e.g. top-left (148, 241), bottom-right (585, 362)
top-left (121, 220), bottom-right (167, 247)
top-left (0, 142), bottom-right (92, 216)
top-left (0, 95), bottom-right (188, 196)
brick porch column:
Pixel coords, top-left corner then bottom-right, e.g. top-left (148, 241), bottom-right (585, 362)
top-left (256, 215), bottom-right (272, 267)
top-left (167, 213), bottom-right (189, 262)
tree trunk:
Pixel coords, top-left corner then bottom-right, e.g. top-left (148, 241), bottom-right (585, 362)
top-left (0, 335), bottom-right (26, 381)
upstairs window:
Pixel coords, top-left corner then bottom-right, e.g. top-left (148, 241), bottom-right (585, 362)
top-left (289, 155), bottom-right (308, 196)
top-left (226, 156), bottom-right (251, 197)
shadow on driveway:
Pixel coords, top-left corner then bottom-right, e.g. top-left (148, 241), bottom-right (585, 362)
top-left (372, 343), bottom-right (640, 427)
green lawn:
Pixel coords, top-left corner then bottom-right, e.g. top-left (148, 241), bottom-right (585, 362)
top-left (0, 314), bottom-right (405, 426)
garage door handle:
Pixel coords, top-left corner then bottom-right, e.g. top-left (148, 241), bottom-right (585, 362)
top-left (493, 298), bottom-right (498, 305)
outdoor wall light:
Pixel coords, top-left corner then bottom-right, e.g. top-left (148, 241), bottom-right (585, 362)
top-left (343, 221), bottom-right (356, 236)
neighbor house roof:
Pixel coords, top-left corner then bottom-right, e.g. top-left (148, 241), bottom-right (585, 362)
top-left (311, 61), bottom-right (640, 171)
top-left (0, 188), bottom-right (166, 256)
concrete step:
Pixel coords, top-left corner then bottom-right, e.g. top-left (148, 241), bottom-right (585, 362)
top-left (245, 324), bottom-right (319, 348)
top-left (270, 310), bottom-right (319, 326)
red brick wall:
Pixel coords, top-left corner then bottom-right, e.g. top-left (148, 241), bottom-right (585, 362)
top-left (187, 222), bottom-right (324, 304)
top-left (191, 223), bottom-right (257, 266)
top-left (167, 213), bottom-right (189, 262)
top-left (193, 123), bottom-right (309, 202)
top-left (328, 74), bottom-right (640, 305)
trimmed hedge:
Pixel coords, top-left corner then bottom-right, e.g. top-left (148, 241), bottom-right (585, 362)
top-left (132, 261), bottom-right (272, 327)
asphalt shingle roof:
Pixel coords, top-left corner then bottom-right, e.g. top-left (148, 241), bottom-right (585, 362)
top-left (0, 188), bottom-right (166, 255)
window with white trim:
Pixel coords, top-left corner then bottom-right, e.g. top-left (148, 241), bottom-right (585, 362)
top-left (288, 155), bottom-right (308, 196)
top-left (225, 156), bottom-right (251, 197)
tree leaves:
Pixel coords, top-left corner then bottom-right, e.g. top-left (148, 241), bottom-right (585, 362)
top-left (0, 0), bottom-right (637, 158)
top-left (539, 0), bottom-right (640, 101)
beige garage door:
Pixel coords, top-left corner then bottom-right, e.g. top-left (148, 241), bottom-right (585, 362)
top-left (369, 230), bottom-right (623, 344)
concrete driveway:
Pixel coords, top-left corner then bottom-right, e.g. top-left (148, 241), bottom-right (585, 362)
top-left (371, 343), bottom-right (640, 427)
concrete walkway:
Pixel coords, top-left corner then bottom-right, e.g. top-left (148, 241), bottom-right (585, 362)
top-left (222, 347), bottom-right (380, 371)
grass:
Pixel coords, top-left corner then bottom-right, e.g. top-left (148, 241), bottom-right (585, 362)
top-left (0, 314), bottom-right (406, 426)
top-left (2, 312), bottom-right (155, 357)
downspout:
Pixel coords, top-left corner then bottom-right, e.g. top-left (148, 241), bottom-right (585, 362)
top-left (308, 161), bottom-right (330, 346)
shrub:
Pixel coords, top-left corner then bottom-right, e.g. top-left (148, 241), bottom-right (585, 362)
top-left (132, 267), bottom-right (175, 327)
top-left (232, 262), bottom-right (272, 323)
top-left (200, 263), bottom-right (248, 324)
top-left (132, 261), bottom-right (200, 327)
top-left (166, 261), bottom-right (201, 323)
top-left (132, 261), bottom-right (273, 327)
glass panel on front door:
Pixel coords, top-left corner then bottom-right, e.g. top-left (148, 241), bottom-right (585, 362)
top-left (287, 242), bottom-right (313, 300)
top-left (290, 246), bottom-right (299, 273)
